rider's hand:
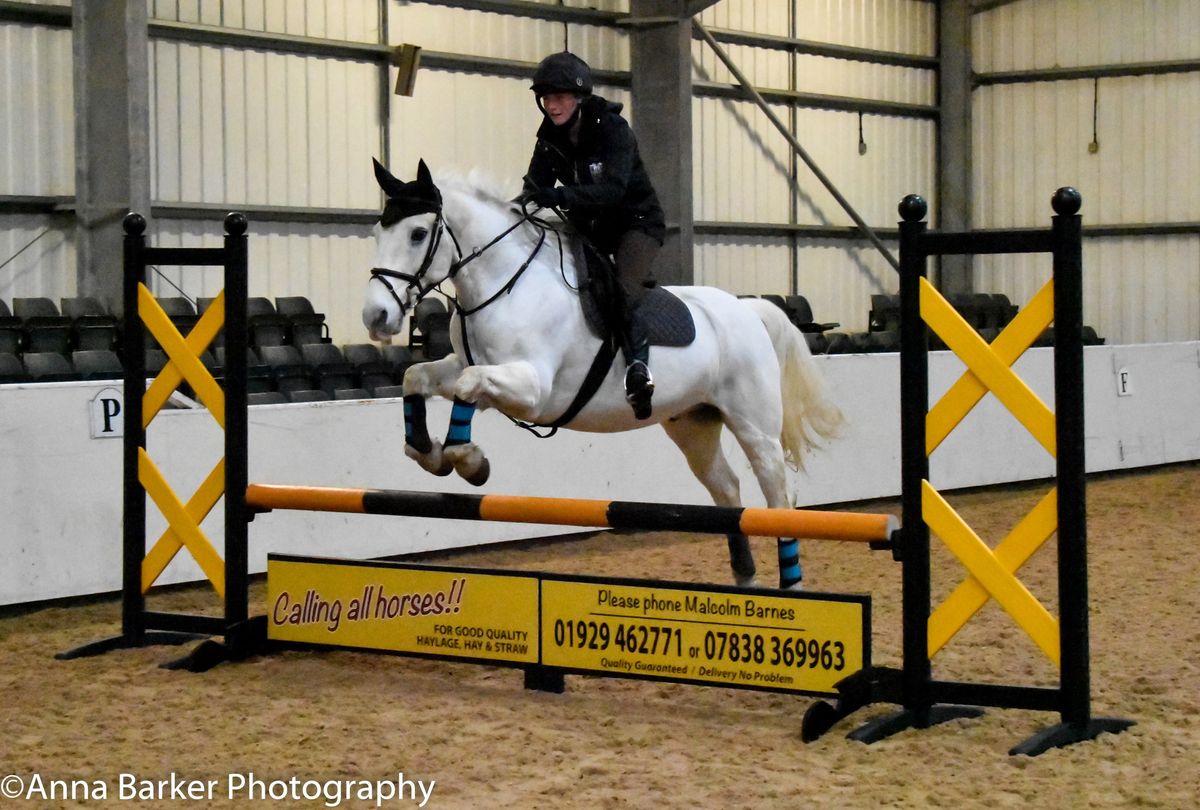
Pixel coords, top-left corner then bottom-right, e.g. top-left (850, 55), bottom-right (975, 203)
top-left (518, 186), bottom-right (564, 210)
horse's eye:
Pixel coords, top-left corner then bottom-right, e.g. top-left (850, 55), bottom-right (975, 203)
top-left (411, 227), bottom-right (428, 244)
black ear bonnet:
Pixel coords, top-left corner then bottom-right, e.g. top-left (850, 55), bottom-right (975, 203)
top-left (374, 158), bottom-right (442, 227)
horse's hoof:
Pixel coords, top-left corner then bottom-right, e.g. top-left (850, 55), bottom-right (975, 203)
top-left (405, 441), bottom-right (453, 477)
top-left (780, 580), bottom-right (803, 592)
top-left (444, 444), bottom-right (491, 487)
top-left (733, 573), bottom-right (759, 588)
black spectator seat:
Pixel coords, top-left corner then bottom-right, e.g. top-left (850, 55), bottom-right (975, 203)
top-left (248, 391), bottom-right (288, 406)
top-left (258, 345), bottom-right (311, 391)
top-left (381, 345), bottom-right (416, 378)
top-left (300, 343), bottom-right (356, 395)
top-left (372, 384), bottom-right (405, 399)
top-left (213, 346), bottom-right (272, 392)
top-left (867, 330), bottom-right (900, 353)
top-left (343, 343), bottom-right (396, 391)
top-left (287, 389), bottom-right (331, 403)
top-left (276, 296), bottom-right (329, 345)
top-left (156, 297), bottom-right (200, 335)
top-left (73, 350), bottom-right (123, 380)
top-left (61, 297), bottom-right (119, 350)
top-left (247, 297), bottom-right (290, 348)
top-left (868, 294), bottom-right (901, 333)
top-left (145, 349), bottom-right (169, 375)
top-left (989, 294), bottom-right (1018, 328)
top-left (783, 294), bottom-right (838, 333)
top-left (947, 294), bottom-right (983, 330)
top-left (422, 313), bottom-right (454, 360)
top-left (0, 298), bottom-right (23, 354)
top-left (0, 352), bottom-right (30, 383)
top-left (23, 351), bottom-right (76, 381)
top-left (761, 294), bottom-right (788, 312)
top-left (334, 388), bottom-right (372, 400)
top-left (13, 297), bottom-right (72, 354)
top-left (822, 333), bottom-right (852, 354)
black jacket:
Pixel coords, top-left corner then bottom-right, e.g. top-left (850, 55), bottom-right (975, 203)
top-left (523, 95), bottom-right (665, 254)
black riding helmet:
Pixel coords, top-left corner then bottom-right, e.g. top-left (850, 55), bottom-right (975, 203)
top-left (530, 51), bottom-right (593, 98)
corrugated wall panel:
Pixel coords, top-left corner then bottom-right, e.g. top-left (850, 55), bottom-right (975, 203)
top-left (972, 0), bottom-right (1200, 345)
top-left (693, 39), bottom-right (794, 90)
top-left (693, 97), bottom-right (794, 224)
top-left (694, 236), bottom-right (793, 295)
top-left (0, 22), bottom-right (73, 196)
top-left (974, 236), bottom-right (1200, 345)
top-left (388, 6), bottom-right (627, 71)
top-left (974, 74), bottom-right (1200, 228)
top-left (794, 240), bottom-right (898, 334)
top-left (146, 219), bottom-right (377, 346)
top-left (1, 20), bottom-right (73, 303)
top-left (793, 0), bottom-right (936, 55)
top-left (388, 72), bottom-right (543, 194)
top-left (0, 217), bottom-right (75, 302)
top-left (149, 42), bottom-right (381, 208)
top-left (698, 0), bottom-right (937, 56)
top-left (690, 0), bottom-right (934, 333)
top-left (793, 54), bottom-right (934, 106)
top-left (149, 0), bottom-right (381, 42)
top-left (973, 0), bottom-right (1200, 72)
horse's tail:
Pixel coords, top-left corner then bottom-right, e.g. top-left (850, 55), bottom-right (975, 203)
top-left (747, 299), bottom-right (845, 470)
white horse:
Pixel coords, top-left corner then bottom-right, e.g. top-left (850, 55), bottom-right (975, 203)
top-left (362, 159), bottom-right (844, 589)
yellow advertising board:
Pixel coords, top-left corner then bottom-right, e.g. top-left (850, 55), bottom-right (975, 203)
top-left (540, 577), bottom-right (868, 695)
top-left (266, 556), bottom-right (869, 697)
top-left (267, 555), bottom-right (539, 664)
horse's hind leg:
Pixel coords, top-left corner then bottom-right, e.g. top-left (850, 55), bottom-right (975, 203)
top-left (661, 408), bottom-right (757, 587)
top-left (721, 408), bottom-right (802, 590)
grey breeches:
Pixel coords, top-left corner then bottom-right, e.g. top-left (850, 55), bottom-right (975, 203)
top-left (614, 229), bottom-right (661, 310)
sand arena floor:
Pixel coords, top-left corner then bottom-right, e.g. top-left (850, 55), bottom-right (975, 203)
top-left (2, 463), bottom-right (1197, 809)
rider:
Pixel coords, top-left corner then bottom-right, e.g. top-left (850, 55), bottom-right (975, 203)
top-left (519, 51), bottom-right (665, 420)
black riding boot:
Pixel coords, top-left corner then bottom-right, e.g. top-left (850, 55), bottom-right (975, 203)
top-left (623, 323), bottom-right (653, 420)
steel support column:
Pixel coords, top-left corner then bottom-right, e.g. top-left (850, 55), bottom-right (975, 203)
top-left (72, 0), bottom-right (151, 315)
top-left (629, 0), bottom-right (693, 286)
top-left (937, 0), bottom-right (972, 295)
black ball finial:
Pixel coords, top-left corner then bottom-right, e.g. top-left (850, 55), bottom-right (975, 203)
top-left (123, 212), bottom-right (146, 235)
top-left (1051, 187), bottom-right (1081, 216)
top-left (898, 194), bottom-right (927, 222)
top-left (224, 211), bottom-right (248, 236)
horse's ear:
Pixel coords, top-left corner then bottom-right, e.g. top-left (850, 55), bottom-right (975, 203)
top-left (416, 159), bottom-right (434, 190)
top-left (373, 157), bottom-right (407, 199)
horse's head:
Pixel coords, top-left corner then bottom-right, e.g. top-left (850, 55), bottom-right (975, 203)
top-left (363, 158), bottom-right (449, 339)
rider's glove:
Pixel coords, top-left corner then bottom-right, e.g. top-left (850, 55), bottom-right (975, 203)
top-left (518, 186), bottom-right (564, 209)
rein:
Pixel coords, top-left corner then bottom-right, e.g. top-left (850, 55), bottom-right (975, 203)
top-left (370, 203), bottom-right (557, 326)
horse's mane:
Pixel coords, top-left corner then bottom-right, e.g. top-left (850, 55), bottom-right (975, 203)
top-left (433, 169), bottom-right (519, 211)
top-left (433, 168), bottom-right (572, 260)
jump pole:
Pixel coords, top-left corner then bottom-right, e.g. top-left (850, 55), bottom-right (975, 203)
top-left (245, 484), bottom-right (898, 545)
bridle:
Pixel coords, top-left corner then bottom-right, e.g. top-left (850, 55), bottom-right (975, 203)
top-left (368, 211), bottom-right (449, 313)
top-left (368, 201), bottom-right (559, 326)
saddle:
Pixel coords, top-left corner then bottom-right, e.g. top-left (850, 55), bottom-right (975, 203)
top-left (518, 239), bottom-right (695, 432)
top-left (570, 240), bottom-right (696, 348)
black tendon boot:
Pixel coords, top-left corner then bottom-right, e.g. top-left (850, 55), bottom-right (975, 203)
top-left (624, 331), bottom-right (654, 419)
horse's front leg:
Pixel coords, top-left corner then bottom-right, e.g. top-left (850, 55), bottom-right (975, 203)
top-left (437, 360), bottom-right (543, 487)
top-left (401, 355), bottom-right (466, 477)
